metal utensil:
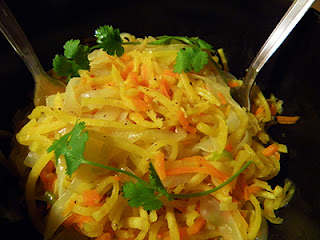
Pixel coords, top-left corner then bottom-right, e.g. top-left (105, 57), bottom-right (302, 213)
top-left (233, 0), bottom-right (316, 110)
top-left (0, 0), bottom-right (65, 106)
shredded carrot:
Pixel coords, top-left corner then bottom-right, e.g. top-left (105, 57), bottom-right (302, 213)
top-left (163, 69), bottom-right (178, 78)
top-left (173, 200), bottom-right (187, 213)
top-left (120, 53), bottom-right (132, 62)
top-left (177, 111), bottom-right (197, 135)
top-left (40, 160), bottom-right (57, 192)
top-left (269, 103), bottom-right (277, 116)
top-left (224, 143), bottom-right (233, 152)
top-left (244, 185), bottom-right (261, 201)
top-left (140, 63), bottom-right (149, 86)
top-left (131, 95), bottom-right (148, 111)
top-left (276, 116), bottom-right (300, 124)
top-left (232, 174), bottom-right (246, 201)
top-left (217, 92), bottom-right (227, 105)
top-left (273, 151), bottom-right (280, 161)
top-left (113, 175), bottom-right (121, 181)
top-left (83, 190), bottom-right (102, 207)
top-left (125, 71), bottom-right (139, 87)
top-left (179, 227), bottom-right (188, 239)
top-left (255, 105), bottom-right (265, 117)
top-left (63, 213), bottom-right (92, 229)
top-left (261, 143), bottom-right (279, 157)
top-left (224, 104), bottom-right (231, 117)
top-left (187, 217), bottom-right (206, 235)
top-left (154, 152), bottom-right (166, 180)
top-left (94, 233), bottom-right (112, 240)
top-left (227, 81), bottom-right (240, 88)
top-left (143, 94), bottom-right (152, 103)
top-left (180, 155), bottom-right (203, 166)
top-left (198, 159), bottom-right (229, 181)
top-left (166, 165), bottom-right (228, 181)
top-left (195, 201), bottom-right (201, 212)
top-left (247, 185), bottom-right (260, 194)
top-left (160, 78), bottom-right (172, 99)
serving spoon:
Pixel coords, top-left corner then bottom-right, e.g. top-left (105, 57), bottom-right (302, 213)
top-left (233, 0), bottom-right (316, 110)
top-left (0, 0), bottom-right (66, 106)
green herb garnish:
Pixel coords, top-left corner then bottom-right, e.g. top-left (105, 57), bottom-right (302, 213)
top-left (94, 25), bottom-right (124, 57)
top-left (53, 39), bottom-right (91, 80)
top-left (52, 25), bottom-right (225, 79)
top-left (149, 36), bottom-right (215, 73)
top-left (48, 122), bottom-right (251, 211)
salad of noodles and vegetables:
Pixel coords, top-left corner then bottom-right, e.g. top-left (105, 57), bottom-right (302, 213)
top-left (13, 25), bottom-right (298, 240)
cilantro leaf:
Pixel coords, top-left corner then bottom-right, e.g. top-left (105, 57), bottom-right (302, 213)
top-left (174, 47), bottom-right (209, 73)
top-left (48, 122), bottom-right (88, 176)
top-left (53, 54), bottom-right (73, 76)
top-left (95, 25), bottom-right (124, 57)
top-left (64, 39), bottom-right (81, 59)
top-left (195, 38), bottom-right (214, 52)
top-left (150, 36), bottom-right (214, 73)
top-left (123, 180), bottom-right (163, 211)
top-left (149, 163), bottom-right (172, 200)
top-left (53, 40), bottom-right (90, 80)
top-left (150, 35), bottom-right (191, 45)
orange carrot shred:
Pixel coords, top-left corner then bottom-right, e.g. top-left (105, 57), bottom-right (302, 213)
top-left (83, 190), bottom-right (102, 207)
top-left (276, 116), bottom-right (300, 124)
top-left (120, 53), bottom-right (132, 62)
top-left (160, 78), bottom-right (172, 99)
top-left (269, 103), bottom-right (277, 116)
top-left (177, 111), bottom-right (197, 135)
top-left (224, 143), bottom-right (233, 152)
top-left (125, 71), bottom-right (139, 87)
top-left (273, 151), bottom-right (281, 161)
top-left (63, 213), bottom-right (92, 229)
top-left (179, 227), bottom-right (188, 240)
top-left (166, 165), bottom-right (228, 181)
top-left (255, 105), bottom-right (265, 117)
top-left (40, 160), bottom-right (57, 192)
top-left (261, 143), bottom-right (279, 157)
top-left (199, 159), bottom-right (229, 181)
top-left (121, 60), bottom-right (134, 80)
top-left (217, 92), bottom-right (227, 105)
top-left (131, 96), bottom-right (148, 111)
top-left (94, 233), bottom-right (112, 240)
top-left (163, 69), bottom-right (178, 78)
top-left (187, 217), bottom-right (206, 235)
top-left (113, 175), bottom-right (121, 181)
top-left (173, 200), bottom-right (187, 213)
top-left (140, 63), bottom-right (149, 86)
top-left (154, 152), bottom-right (166, 180)
top-left (227, 81), bottom-right (240, 88)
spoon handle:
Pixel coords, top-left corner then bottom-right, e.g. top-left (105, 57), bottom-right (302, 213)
top-left (239, 0), bottom-right (315, 109)
top-left (250, 0), bottom-right (316, 72)
top-left (0, 0), bottom-right (45, 78)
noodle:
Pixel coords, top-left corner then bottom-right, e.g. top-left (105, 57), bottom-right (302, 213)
top-left (14, 32), bottom-right (296, 240)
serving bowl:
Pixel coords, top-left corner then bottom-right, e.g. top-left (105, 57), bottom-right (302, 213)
top-left (0, 0), bottom-right (319, 239)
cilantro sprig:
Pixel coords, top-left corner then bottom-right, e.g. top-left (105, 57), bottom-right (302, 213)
top-left (52, 25), bottom-right (226, 80)
top-left (149, 36), bottom-right (215, 73)
top-left (53, 39), bottom-right (91, 80)
top-left (53, 25), bottom-right (123, 80)
top-left (48, 122), bottom-right (251, 211)
top-left (94, 25), bottom-right (124, 57)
